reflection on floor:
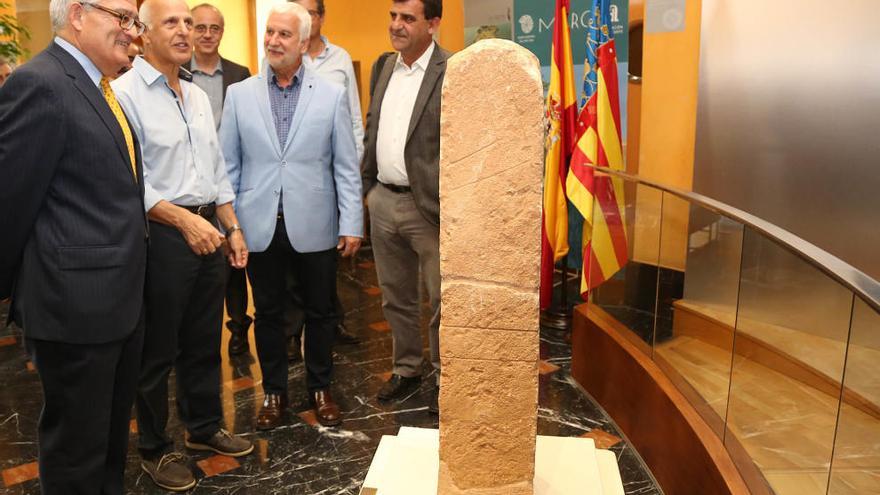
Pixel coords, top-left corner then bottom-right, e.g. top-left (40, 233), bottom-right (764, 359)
top-left (0, 251), bottom-right (661, 494)
top-left (655, 301), bottom-right (880, 495)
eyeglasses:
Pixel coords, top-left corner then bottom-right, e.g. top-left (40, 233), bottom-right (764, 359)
top-left (79, 2), bottom-right (146, 36)
top-left (194, 24), bottom-right (223, 34)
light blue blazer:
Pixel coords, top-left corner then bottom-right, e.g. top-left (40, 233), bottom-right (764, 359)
top-left (219, 65), bottom-right (363, 253)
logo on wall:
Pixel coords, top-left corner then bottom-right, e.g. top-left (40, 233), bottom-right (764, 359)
top-left (518, 14), bottom-right (535, 34)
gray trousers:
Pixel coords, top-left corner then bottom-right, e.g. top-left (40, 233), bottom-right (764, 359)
top-left (368, 184), bottom-right (441, 381)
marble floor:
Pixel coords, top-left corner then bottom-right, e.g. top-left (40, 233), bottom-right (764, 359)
top-left (0, 251), bottom-right (661, 494)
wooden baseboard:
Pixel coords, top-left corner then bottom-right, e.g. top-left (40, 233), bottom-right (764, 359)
top-left (571, 303), bottom-right (761, 495)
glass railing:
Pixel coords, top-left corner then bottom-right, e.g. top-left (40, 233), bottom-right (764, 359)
top-left (579, 166), bottom-right (880, 495)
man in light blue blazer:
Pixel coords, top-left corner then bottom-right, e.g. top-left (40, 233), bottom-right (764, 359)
top-left (218, 2), bottom-right (362, 428)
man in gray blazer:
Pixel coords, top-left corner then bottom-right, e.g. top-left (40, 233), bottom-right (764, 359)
top-left (361, 0), bottom-right (447, 414)
top-left (0, 0), bottom-right (147, 490)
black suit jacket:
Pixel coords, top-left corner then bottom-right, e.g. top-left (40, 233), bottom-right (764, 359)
top-left (362, 44), bottom-right (449, 227)
top-left (184, 56), bottom-right (251, 101)
top-left (0, 42), bottom-right (148, 344)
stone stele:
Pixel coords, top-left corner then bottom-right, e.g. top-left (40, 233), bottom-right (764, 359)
top-left (438, 39), bottom-right (544, 495)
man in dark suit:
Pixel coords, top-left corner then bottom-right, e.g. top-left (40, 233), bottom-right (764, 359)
top-left (184, 3), bottom-right (253, 357)
top-left (0, 0), bottom-right (148, 491)
top-left (361, 0), bottom-right (447, 414)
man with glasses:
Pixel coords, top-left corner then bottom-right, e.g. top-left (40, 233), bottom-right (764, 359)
top-left (113, 0), bottom-right (253, 490)
top-left (185, 3), bottom-right (250, 129)
top-left (0, 0), bottom-right (147, 491)
top-left (183, 3), bottom-right (253, 359)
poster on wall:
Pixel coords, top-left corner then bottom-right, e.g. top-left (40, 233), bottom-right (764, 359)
top-left (512, 0), bottom-right (629, 139)
top-left (463, 0), bottom-right (513, 47)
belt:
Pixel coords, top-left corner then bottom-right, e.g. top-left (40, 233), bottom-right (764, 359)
top-left (380, 182), bottom-right (412, 194)
top-left (180, 202), bottom-right (216, 218)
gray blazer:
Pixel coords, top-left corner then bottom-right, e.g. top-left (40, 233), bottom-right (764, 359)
top-left (362, 43), bottom-right (449, 226)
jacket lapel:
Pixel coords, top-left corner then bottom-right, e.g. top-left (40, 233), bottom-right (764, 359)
top-left (221, 58), bottom-right (233, 100)
top-left (406, 45), bottom-right (445, 144)
top-left (254, 67), bottom-right (282, 156)
top-left (282, 69), bottom-right (316, 154)
top-left (371, 53), bottom-right (397, 121)
top-left (49, 43), bottom-right (135, 183)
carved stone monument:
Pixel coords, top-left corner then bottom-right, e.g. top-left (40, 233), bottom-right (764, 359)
top-left (437, 39), bottom-right (545, 495)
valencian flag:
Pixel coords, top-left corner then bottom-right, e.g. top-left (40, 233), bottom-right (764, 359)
top-left (565, 0), bottom-right (628, 298)
top-left (540, 0), bottom-right (577, 310)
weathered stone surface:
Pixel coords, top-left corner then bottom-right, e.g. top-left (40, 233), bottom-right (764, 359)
top-left (440, 326), bottom-right (538, 362)
top-left (438, 463), bottom-right (533, 495)
top-left (441, 282), bottom-right (539, 330)
top-left (439, 358), bottom-right (538, 490)
top-left (438, 39), bottom-right (543, 495)
top-left (438, 39), bottom-right (544, 291)
top-left (440, 162), bottom-right (542, 290)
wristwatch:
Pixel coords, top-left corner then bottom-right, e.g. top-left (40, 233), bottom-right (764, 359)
top-left (226, 223), bottom-right (242, 238)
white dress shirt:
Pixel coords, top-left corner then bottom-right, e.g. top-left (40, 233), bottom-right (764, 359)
top-left (304, 36), bottom-right (365, 161)
top-left (376, 42), bottom-right (436, 186)
top-left (112, 56), bottom-right (235, 212)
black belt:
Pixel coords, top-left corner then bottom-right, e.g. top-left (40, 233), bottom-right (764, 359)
top-left (180, 202), bottom-right (216, 218)
top-left (380, 182), bottom-right (412, 194)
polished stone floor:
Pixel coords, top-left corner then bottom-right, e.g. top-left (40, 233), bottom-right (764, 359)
top-left (0, 251), bottom-right (661, 494)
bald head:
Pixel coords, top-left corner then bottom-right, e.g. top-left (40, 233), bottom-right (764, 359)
top-left (140, 0), bottom-right (194, 68)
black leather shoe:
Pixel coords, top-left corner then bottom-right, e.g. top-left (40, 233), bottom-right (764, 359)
top-left (377, 374), bottom-right (421, 402)
top-left (228, 331), bottom-right (249, 356)
top-left (287, 336), bottom-right (302, 362)
top-left (428, 385), bottom-right (439, 415)
top-left (335, 323), bottom-right (361, 345)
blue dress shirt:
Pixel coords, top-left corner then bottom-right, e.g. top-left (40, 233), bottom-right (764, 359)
top-left (111, 56), bottom-right (235, 212)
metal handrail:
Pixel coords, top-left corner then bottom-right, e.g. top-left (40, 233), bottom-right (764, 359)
top-left (584, 163), bottom-right (880, 314)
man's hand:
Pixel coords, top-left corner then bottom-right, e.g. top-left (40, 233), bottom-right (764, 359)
top-left (180, 214), bottom-right (224, 256)
top-left (226, 230), bottom-right (248, 268)
top-left (337, 236), bottom-right (362, 258)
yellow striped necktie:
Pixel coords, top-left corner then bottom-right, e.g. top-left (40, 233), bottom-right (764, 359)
top-left (99, 77), bottom-right (137, 182)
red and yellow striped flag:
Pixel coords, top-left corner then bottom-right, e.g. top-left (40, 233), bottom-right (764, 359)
top-left (566, 0), bottom-right (628, 298)
top-left (540, 0), bottom-right (578, 309)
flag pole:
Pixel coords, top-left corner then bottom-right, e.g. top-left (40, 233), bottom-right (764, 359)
top-left (540, 261), bottom-right (572, 330)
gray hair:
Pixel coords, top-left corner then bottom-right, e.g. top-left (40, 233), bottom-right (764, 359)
top-left (49, 0), bottom-right (74, 31)
top-left (267, 2), bottom-right (310, 41)
top-left (139, 1), bottom-right (154, 28)
top-left (191, 3), bottom-right (225, 27)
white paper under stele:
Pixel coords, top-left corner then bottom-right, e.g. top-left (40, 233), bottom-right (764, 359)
top-left (359, 427), bottom-right (625, 495)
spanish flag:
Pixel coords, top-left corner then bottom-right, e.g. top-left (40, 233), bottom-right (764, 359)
top-left (540, 0), bottom-right (578, 309)
top-left (566, 0), bottom-right (628, 297)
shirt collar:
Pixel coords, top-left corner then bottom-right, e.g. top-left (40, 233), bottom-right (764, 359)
top-left (269, 64), bottom-right (304, 89)
top-left (131, 55), bottom-right (166, 86)
top-left (190, 55), bottom-right (223, 75)
top-left (54, 36), bottom-right (102, 87)
top-left (396, 41), bottom-right (435, 72)
top-left (314, 35), bottom-right (332, 60)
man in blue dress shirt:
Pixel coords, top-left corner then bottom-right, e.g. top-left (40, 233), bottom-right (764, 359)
top-left (112, 0), bottom-right (252, 490)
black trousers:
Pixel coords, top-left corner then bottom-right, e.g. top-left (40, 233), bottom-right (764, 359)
top-left (137, 221), bottom-right (226, 458)
top-left (28, 318), bottom-right (144, 495)
top-left (225, 266), bottom-right (252, 335)
top-left (248, 219), bottom-right (337, 393)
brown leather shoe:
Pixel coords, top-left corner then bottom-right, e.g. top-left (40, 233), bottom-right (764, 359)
top-left (256, 393), bottom-right (287, 430)
top-left (311, 389), bottom-right (341, 427)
